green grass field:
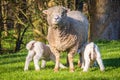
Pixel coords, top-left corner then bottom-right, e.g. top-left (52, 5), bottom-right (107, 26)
top-left (0, 40), bottom-right (120, 80)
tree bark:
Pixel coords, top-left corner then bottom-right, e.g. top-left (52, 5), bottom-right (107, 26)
top-left (14, 0), bottom-right (27, 52)
top-left (88, 0), bottom-right (120, 41)
top-left (2, 0), bottom-right (8, 36)
top-left (0, 0), bottom-right (2, 53)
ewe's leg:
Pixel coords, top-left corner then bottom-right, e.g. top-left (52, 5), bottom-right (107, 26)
top-left (68, 48), bottom-right (76, 72)
top-left (68, 53), bottom-right (74, 72)
top-left (78, 53), bottom-right (81, 67)
top-left (66, 56), bottom-right (69, 67)
top-left (24, 50), bottom-right (34, 71)
top-left (50, 47), bottom-right (60, 72)
top-left (50, 54), bottom-right (66, 69)
top-left (41, 60), bottom-right (46, 68)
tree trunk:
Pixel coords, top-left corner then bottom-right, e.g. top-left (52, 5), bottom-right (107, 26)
top-left (14, 0), bottom-right (27, 52)
top-left (0, 0), bottom-right (2, 54)
top-left (88, 0), bottom-right (120, 41)
top-left (2, 0), bottom-right (8, 36)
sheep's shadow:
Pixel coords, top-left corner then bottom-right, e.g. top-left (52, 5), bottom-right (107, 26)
top-left (73, 57), bottom-right (120, 71)
top-left (0, 53), bottom-right (26, 65)
top-left (104, 58), bottom-right (120, 67)
top-left (103, 58), bottom-right (120, 70)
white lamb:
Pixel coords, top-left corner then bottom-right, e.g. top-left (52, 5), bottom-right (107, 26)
top-left (80, 42), bottom-right (105, 72)
top-left (24, 40), bottom-right (66, 71)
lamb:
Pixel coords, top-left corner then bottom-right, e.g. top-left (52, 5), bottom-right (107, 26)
top-left (42, 6), bottom-right (89, 72)
top-left (80, 42), bottom-right (105, 72)
top-left (24, 40), bottom-right (66, 71)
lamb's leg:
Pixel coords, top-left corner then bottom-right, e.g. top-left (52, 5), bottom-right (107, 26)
top-left (95, 46), bottom-right (105, 71)
top-left (50, 47), bottom-right (60, 72)
top-left (41, 60), bottom-right (46, 68)
top-left (24, 50), bottom-right (34, 71)
top-left (81, 52), bottom-right (85, 69)
top-left (59, 63), bottom-right (67, 69)
top-left (33, 52), bottom-right (42, 71)
top-left (77, 49), bottom-right (82, 67)
top-left (83, 55), bottom-right (90, 72)
top-left (96, 57), bottom-right (105, 71)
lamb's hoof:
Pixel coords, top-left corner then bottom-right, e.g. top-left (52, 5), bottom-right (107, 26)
top-left (63, 67), bottom-right (67, 69)
top-left (83, 69), bottom-right (88, 72)
top-left (70, 68), bottom-right (74, 72)
top-left (24, 68), bottom-right (28, 71)
top-left (61, 66), bottom-right (67, 69)
top-left (35, 69), bottom-right (40, 71)
top-left (54, 68), bottom-right (59, 72)
top-left (41, 66), bottom-right (45, 68)
top-left (100, 69), bottom-right (105, 72)
top-left (24, 69), bottom-right (28, 71)
top-left (81, 66), bottom-right (84, 69)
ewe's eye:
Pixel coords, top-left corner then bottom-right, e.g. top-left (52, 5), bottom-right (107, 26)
top-left (61, 12), bottom-right (65, 17)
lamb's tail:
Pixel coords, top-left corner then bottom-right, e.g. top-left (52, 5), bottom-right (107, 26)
top-left (26, 40), bottom-right (36, 50)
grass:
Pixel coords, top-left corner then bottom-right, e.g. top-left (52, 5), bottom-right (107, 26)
top-left (0, 40), bottom-right (120, 80)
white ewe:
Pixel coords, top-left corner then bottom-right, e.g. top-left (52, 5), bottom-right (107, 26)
top-left (43, 6), bottom-right (89, 72)
top-left (24, 40), bottom-right (66, 71)
top-left (80, 42), bottom-right (105, 72)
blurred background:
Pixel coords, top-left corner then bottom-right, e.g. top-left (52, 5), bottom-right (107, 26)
top-left (0, 0), bottom-right (120, 53)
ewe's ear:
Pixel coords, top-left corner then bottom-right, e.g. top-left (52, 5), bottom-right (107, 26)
top-left (64, 9), bottom-right (68, 13)
top-left (63, 7), bottom-right (70, 13)
top-left (42, 10), bottom-right (48, 14)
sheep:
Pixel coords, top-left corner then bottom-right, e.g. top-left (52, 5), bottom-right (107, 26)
top-left (80, 42), bottom-right (105, 72)
top-left (24, 40), bottom-right (66, 71)
top-left (42, 6), bottom-right (89, 72)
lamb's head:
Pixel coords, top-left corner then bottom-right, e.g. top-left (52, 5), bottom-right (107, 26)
top-left (43, 6), bottom-right (68, 28)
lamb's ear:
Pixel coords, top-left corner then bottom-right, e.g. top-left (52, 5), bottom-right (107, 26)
top-left (42, 10), bottom-right (48, 14)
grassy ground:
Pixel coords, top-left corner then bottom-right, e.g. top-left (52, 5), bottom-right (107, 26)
top-left (0, 40), bottom-right (120, 80)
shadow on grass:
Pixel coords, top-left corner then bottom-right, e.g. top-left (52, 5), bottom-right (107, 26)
top-left (0, 53), bottom-right (26, 65)
top-left (103, 58), bottom-right (120, 67)
top-left (103, 58), bottom-right (120, 71)
top-left (0, 53), bottom-right (26, 59)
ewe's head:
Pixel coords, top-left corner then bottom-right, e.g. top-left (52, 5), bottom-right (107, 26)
top-left (43, 6), bottom-right (68, 27)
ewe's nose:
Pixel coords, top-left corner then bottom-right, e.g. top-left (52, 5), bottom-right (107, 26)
top-left (54, 15), bottom-right (60, 20)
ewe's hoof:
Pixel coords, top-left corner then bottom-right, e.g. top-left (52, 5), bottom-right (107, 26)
top-left (78, 63), bottom-right (82, 67)
top-left (70, 68), bottom-right (74, 72)
top-left (54, 68), bottom-right (59, 72)
top-left (77, 61), bottom-right (81, 67)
